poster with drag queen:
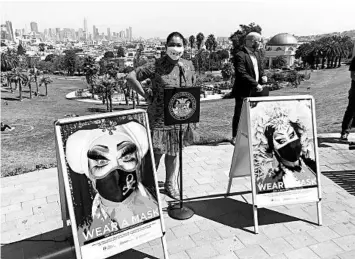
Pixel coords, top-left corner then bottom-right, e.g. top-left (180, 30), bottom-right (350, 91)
top-left (249, 97), bottom-right (320, 201)
top-left (55, 110), bottom-right (165, 259)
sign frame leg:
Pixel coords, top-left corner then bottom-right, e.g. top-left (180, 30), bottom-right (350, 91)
top-left (246, 99), bottom-right (259, 234)
top-left (55, 129), bottom-right (71, 238)
top-left (226, 178), bottom-right (233, 197)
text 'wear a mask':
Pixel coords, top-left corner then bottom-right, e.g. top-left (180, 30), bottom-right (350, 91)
top-left (166, 46), bottom-right (184, 60)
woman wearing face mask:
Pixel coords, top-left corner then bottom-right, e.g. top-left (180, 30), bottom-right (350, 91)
top-left (261, 121), bottom-right (317, 190)
top-left (126, 32), bottom-right (197, 199)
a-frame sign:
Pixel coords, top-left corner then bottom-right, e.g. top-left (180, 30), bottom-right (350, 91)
top-left (227, 95), bottom-right (322, 233)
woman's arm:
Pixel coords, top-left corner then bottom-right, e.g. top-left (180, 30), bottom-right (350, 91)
top-left (126, 71), bottom-right (146, 98)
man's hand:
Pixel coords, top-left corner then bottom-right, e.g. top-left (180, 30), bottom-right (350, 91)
top-left (256, 84), bottom-right (263, 92)
top-left (261, 76), bottom-right (268, 84)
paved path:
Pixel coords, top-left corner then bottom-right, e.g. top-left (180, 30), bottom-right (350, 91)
top-left (1, 133), bottom-right (355, 259)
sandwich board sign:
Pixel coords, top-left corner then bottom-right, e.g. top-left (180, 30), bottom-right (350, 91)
top-left (54, 109), bottom-right (169, 259)
top-left (227, 95), bottom-right (322, 233)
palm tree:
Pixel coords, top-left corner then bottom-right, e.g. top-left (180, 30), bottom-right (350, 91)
top-left (205, 34), bottom-right (218, 72)
top-left (39, 76), bottom-right (53, 96)
top-left (189, 35), bottom-right (195, 59)
top-left (196, 33), bottom-right (205, 74)
top-left (83, 55), bottom-right (98, 98)
top-left (337, 35), bottom-right (353, 67)
top-left (1, 48), bottom-right (19, 71)
top-left (9, 68), bottom-right (28, 101)
top-left (28, 66), bottom-right (40, 95)
top-left (93, 74), bottom-right (117, 112)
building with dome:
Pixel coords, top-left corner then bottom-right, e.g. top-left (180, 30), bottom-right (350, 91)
top-left (265, 33), bottom-right (298, 68)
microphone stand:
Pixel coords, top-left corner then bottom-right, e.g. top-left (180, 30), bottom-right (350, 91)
top-left (167, 62), bottom-right (194, 220)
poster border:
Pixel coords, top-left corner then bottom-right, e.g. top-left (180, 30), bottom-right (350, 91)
top-left (247, 95), bottom-right (322, 207)
top-left (54, 109), bottom-right (166, 259)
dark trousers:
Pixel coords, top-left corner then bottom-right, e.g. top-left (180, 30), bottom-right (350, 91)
top-left (232, 98), bottom-right (244, 138)
top-left (341, 81), bottom-right (355, 135)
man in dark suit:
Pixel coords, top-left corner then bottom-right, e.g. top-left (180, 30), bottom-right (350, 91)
top-left (231, 32), bottom-right (269, 144)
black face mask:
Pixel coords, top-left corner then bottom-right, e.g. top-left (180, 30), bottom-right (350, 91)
top-left (95, 169), bottom-right (138, 202)
top-left (276, 139), bottom-right (302, 162)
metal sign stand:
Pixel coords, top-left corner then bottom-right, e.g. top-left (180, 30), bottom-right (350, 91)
top-left (54, 110), bottom-right (169, 259)
top-left (226, 96), bottom-right (323, 234)
top-left (166, 66), bottom-right (195, 220)
top-left (167, 123), bottom-right (194, 220)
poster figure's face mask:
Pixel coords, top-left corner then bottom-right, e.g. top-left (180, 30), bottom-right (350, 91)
top-left (65, 121), bottom-right (149, 203)
top-left (87, 135), bottom-right (140, 202)
top-left (272, 124), bottom-right (302, 164)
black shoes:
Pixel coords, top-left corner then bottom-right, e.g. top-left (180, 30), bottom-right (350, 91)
top-left (340, 133), bottom-right (349, 141)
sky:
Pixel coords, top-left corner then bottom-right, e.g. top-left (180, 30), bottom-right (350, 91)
top-left (1, 0), bottom-right (355, 39)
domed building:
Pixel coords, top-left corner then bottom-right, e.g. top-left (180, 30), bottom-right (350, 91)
top-left (265, 33), bottom-right (298, 68)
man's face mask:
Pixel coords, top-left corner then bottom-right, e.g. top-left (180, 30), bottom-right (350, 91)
top-left (272, 125), bottom-right (302, 162)
top-left (166, 46), bottom-right (184, 60)
top-left (87, 135), bottom-right (140, 202)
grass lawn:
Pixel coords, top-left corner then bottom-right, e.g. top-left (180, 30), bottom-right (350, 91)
top-left (1, 66), bottom-right (352, 177)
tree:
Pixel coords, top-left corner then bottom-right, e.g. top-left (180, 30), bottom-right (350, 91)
top-left (196, 33), bottom-right (205, 50)
top-left (205, 34), bottom-right (218, 72)
top-left (83, 55), bottom-right (98, 98)
top-left (104, 51), bottom-right (115, 59)
top-left (28, 67), bottom-right (40, 96)
top-left (93, 74), bottom-right (117, 112)
top-left (75, 56), bottom-right (85, 75)
top-left (39, 43), bottom-right (45, 52)
top-left (39, 76), bottom-right (53, 96)
top-left (1, 48), bottom-right (19, 71)
top-left (36, 61), bottom-right (53, 73)
top-left (229, 22), bottom-right (262, 66)
top-left (189, 35), bottom-right (195, 59)
top-left (44, 54), bottom-right (57, 62)
top-left (9, 68), bottom-right (28, 101)
top-left (52, 55), bottom-right (65, 72)
top-left (116, 46), bottom-right (125, 57)
top-left (17, 44), bottom-right (26, 55)
top-left (195, 33), bottom-right (205, 74)
top-left (272, 56), bottom-right (287, 69)
top-left (221, 62), bottom-right (234, 81)
top-left (63, 50), bottom-right (77, 76)
top-left (193, 50), bottom-right (209, 73)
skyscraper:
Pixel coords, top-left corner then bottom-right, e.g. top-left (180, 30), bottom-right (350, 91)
top-left (84, 18), bottom-right (88, 38)
top-left (5, 21), bottom-right (14, 41)
top-left (129, 27), bottom-right (132, 41)
top-left (93, 25), bottom-right (96, 40)
top-left (107, 28), bottom-right (111, 40)
top-left (126, 28), bottom-right (129, 40)
top-left (30, 22), bottom-right (38, 33)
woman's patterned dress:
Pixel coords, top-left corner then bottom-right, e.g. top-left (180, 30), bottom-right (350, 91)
top-left (136, 55), bottom-right (199, 156)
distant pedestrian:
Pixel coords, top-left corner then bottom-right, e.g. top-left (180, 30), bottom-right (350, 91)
top-left (340, 56), bottom-right (355, 141)
top-left (230, 32), bottom-right (269, 145)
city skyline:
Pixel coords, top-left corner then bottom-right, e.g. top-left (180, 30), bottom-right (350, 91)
top-left (1, 0), bottom-right (355, 39)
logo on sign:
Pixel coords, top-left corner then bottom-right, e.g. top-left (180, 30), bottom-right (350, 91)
top-left (168, 92), bottom-right (197, 120)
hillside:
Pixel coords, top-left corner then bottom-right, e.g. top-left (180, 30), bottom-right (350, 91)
top-left (295, 30), bottom-right (355, 42)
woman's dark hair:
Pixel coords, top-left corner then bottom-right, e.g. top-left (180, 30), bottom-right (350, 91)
top-left (166, 31), bottom-right (187, 46)
top-left (264, 120), bottom-right (304, 153)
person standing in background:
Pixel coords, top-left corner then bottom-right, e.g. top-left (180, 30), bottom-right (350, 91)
top-left (231, 32), bottom-right (268, 145)
top-left (340, 55), bottom-right (355, 141)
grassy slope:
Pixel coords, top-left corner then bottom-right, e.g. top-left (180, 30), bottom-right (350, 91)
top-left (0, 67), bottom-right (351, 176)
